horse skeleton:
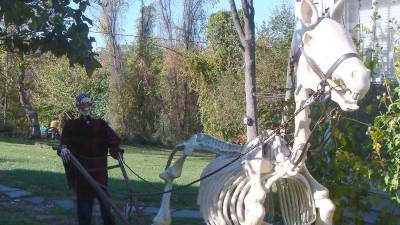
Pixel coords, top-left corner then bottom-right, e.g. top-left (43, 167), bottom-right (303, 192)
top-left (153, 0), bottom-right (370, 224)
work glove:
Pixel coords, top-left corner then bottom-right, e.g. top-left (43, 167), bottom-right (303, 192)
top-left (110, 148), bottom-right (124, 160)
top-left (59, 145), bottom-right (71, 164)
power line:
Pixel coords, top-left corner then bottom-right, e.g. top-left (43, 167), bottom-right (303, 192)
top-left (341, 116), bottom-right (371, 127)
top-left (89, 30), bottom-right (208, 44)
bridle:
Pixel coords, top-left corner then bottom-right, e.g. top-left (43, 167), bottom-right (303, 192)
top-left (295, 17), bottom-right (360, 83)
top-left (289, 17), bottom-right (360, 166)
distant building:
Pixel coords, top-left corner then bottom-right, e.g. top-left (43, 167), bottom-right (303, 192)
top-left (312, 0), bottom-right (399, 83)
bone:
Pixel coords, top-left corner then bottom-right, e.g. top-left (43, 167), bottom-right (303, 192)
top-left (152, 183), bottom-right (172, 225)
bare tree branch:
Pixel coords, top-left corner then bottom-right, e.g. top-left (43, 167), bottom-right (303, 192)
top-left (241, 0), bottom-right (249, 18)
top-left (158, 0), bottom-right (174, 46)
top-left (229, 0), bottom-right (245, 47)
top-left (99, 0), bottom-right (126, 132)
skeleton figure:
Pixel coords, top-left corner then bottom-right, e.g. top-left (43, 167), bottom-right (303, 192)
top-left (153, 0), bottom-right (370, 224)
top-left (58, 93), bottom-right (124, 225)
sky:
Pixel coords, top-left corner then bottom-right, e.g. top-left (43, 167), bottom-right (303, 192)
top-left (87, 0), bottom-right (291, 50)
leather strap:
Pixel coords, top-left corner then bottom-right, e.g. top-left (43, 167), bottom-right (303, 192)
top-left (300, 47), bottom-right (359, 80)
top-left (325, 53), bottom-right (359, 78)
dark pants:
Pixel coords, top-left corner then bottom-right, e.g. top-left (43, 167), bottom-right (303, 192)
top-left (77, 191), bottom-right (115, 225)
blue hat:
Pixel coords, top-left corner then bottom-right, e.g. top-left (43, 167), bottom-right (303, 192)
top-left (75, 93), bottom-right (91, 105)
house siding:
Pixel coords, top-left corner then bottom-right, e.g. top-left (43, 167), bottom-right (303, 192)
top-left (344, 0), bottom-right (399, 82)
top-left (312, 0), bottom-right (399, 82)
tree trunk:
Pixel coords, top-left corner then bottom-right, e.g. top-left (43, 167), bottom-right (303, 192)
top-left (17, 57), bottom-right (40, 138)
top-left (100, 0), bottom-right (126, 133)
top-left (2, 53), bottom-right (9, 128)
top-left (159, 0), bottom-right (184, 138)
top-left (108, 28), bottom-right (125, 133)
top-left (281, 30), bottom-right (297, 134)
top-left (2, 83), bottom-right (8, 128)
top-left (243, 28), bottom-right (257, 141)
top-left (181, 0), bottom-right (203, 136)
top-left (229, 0), bottom-right (258, 141)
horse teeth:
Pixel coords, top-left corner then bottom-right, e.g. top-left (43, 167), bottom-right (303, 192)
top-left (352, 93), bottom-right (360, 100)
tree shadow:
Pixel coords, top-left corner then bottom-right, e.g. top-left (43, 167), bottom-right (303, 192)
top-left (0, 136), bottom-right (38, 145)
top-left (0, 137), bottom-right (217, 162)
top-left (0, 169), bottom-right (201, 210)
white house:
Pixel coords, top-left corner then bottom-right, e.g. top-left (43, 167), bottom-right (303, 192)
top-left (312, 0), bottom-right (400, 83)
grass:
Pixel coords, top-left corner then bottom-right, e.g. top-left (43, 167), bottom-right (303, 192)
top-left (0, 137), bottom-right (212, 224)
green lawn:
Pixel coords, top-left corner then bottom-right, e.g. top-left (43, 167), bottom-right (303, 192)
top-left (0, 137), bottom-right (212, 224)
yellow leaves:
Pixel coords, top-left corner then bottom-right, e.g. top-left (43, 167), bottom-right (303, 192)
top-left (372, 142), bottom-right (381, 150)
top-left (372, 142), bottom-right (382, 158)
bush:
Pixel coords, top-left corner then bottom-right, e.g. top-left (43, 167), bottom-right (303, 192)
top-left (0, 121), bottom-right (15, 137)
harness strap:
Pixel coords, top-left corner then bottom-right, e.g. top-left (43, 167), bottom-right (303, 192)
top-left (325, 52), bottom-right (359, 77)
top-left (300, 47), bottom-right (359, 81)
top-left (300, 47), bottom-right (326, 80)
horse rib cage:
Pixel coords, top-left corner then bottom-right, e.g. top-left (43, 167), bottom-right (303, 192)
top-left (197, 155), bottom-right (316, 225)
top-left (277, 177), bottom-right (316, 225)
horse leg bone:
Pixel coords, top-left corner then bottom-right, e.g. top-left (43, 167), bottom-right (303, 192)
top-left (152, 183), bottom-right (172, 225)
top-left (153, 155), bottom-right (187, 225)
top-left (159, 155), bottom-right (187, 181)
top-left (242, 158), bottom-right (268, 225)
top-left (293, 86), bottom-right (311, 164)
top-left (300, 166), bottom-right (335, 225)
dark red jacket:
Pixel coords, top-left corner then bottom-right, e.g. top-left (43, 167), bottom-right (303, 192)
top-left (61, 116), bottom-right (120, 194)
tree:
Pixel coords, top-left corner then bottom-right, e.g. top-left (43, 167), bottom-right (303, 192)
top-left (182, 0), bottom-right (206, 51)
top-left (368, 19), bottom-right (400, 204)
top-left (1, 53), bottom-right (10, 128)
top-left (187, 10), bottom-right (245, 142)
top-left (0, 0), bottom-right (101, 137)
top-left (97, 0), bottom-right (126, 133)
top-left (32, 54), bottom-right (109, 127)
top-left (0, 53), bottom-right (34, 135)
top-left (16, 55), bottom-right (41, 137)
top-left (229, 0), bottom-right (258, 141)
top-left (256, 3), bottom-right (294, 130)
top-left (0, 0), bottom-right (100, 74)
top-left (156, 0), bottom-right (205, 143)
top-left (156, 0), bottom-right (182, 143)
top-left (121, 2), bottom-right (164, 143)
top-left (0, 53), bottom-right (18, 133)
top-left (158, 0), bottom-right (174, 45)
top-left (179, 0), bottom-right (205, 139)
